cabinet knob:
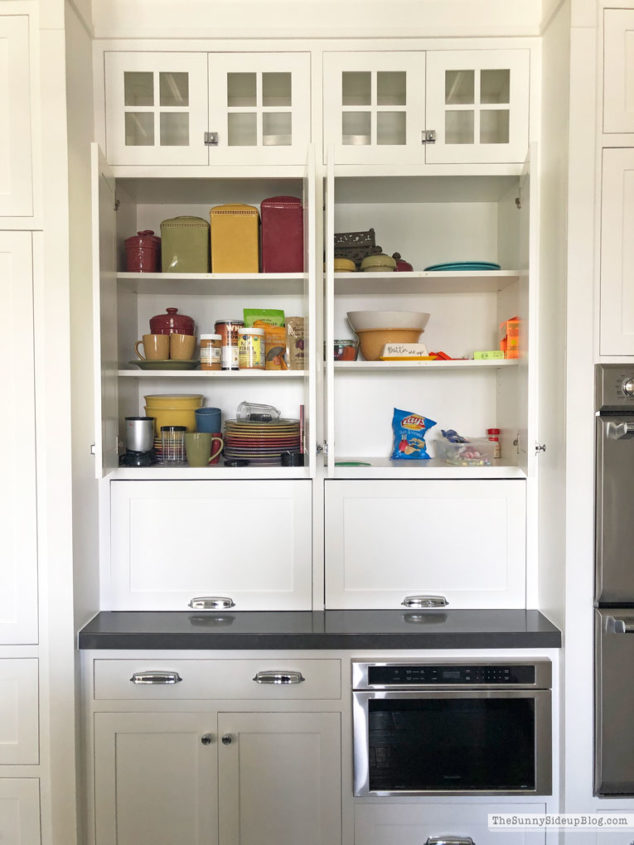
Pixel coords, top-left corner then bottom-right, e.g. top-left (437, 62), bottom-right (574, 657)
top-left (129, 671), bottom-right (183, 685)
top-left (221, 734), bottom-right (234, 745)
top-left (200, 733), bottom-right (214, 746)
top-left (252, 670), bottom-right (305, 685)
top-left (188, 596), bottom-right (236, 610)
top-left (401, 595), bottom-right (449, 608)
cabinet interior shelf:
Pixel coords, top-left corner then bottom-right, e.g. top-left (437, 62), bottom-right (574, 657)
top-left (332, 270), bottom-right (519, 295)
top-left (332, 359), bottom-right (517, 371)
top-left (118, 272), bottom-right (308, 296)
top-left (331, 457), bottom-right (526, 479)
top-left (110, 466), bottom-right (311, 480)
top-left (118, 368), bottom-right (307, 378)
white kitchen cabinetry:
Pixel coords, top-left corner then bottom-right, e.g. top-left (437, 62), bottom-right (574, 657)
top-left (603, 9), bottom-right (634, 135)
top-left (0, 659), bottom-right (39, 764)
top-left (0, 779), bottom-right (41, 845)
top-left (0, 231), bottom-right (38, 644)
top-left (599, 148), bottom-right (634, 356)
top-left (323, 49), bottom-right (529, 165)
top-left (355, 802), bottom-right (547, 844)
top-left (104, 51), bottom-right (310, 166)
top-left (0, 14), bottom-right (33, 217)
top-left (325, 479), bottom-right (526, 609)
top-left (108, 480), bottom-right (313, 610)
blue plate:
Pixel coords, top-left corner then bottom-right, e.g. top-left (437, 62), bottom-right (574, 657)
top-left (424, 261), bottom-right (501, 271)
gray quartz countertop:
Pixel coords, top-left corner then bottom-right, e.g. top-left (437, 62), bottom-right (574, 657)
top-left (78, 610), bottom-right (561, 650)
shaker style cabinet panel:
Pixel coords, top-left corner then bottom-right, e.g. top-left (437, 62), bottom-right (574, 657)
top-left (217, 711), bottom-right (341, 845)
top-left (94, 712), bottom-right (217, 845)
top-left (108, 480), bottom-right (312, 610)
top-left (603, 9), bottom-right (634, 134)
top-left (599, 148), bottom-right (634, 356)
top-left (324, 479), bottom-right (526, 609)
top-left (0, 659), bottom-right (39, 764)
top-left (0, 779), bottom-right (41, 845)
top-left (323, 49), bottom-right (529, 165)
top-left (0, 15), bottom-right (33, 216)
top-left (0, 232), bottom-right (38, 644)
top-left (104, 51), bottom-right (311, 166)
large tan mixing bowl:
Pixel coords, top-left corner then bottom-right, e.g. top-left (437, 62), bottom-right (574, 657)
top-left (355, 328), bottom-right (423, 361)
top-left (144, 394), bottom-right (204, 434)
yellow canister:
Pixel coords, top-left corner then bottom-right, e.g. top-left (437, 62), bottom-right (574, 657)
top-left (210, 204), bottom-right (259, 273)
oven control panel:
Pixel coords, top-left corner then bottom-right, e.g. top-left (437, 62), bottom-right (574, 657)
top-left (366, 664), bottom-right (535, 686)
top-left (596, 363), bottom-right (634, 410)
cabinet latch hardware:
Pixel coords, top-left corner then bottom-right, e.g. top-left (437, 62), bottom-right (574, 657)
top-left (114, 198), bottom-right (120, 211)
top-left (421, 129), bottom-right (436, 144)
top-left (535, 442), bottom-right (547, 454)
top-left (204, 131), bottom-right (219, 146)
top-left (515, 196), bottom-right (522, 210)
top-left (316, 441), bottom-right (328, 455)
top-left (90, 443), bottom-right (96, 456)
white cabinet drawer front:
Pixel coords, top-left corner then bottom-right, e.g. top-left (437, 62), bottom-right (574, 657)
top-left (0, 659), bottom-right (38, 765)
top-left (0, 779), bottom-right (40, 845)
top-left (94, 658), bottom-right (341, 700)
top-left (325, 479), bottom-right (526, 609)
top-left (355, 802), bottom-right (546, 845)
top-left (603, 9), bottom-right (634, 133)
top-left (109, 480), bottom-right (312, 610)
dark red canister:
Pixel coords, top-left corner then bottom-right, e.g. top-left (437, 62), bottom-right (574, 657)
top-left (149, 307), bottom-right (195, 335)
top-left (261, 196), bottom-right (304, 273)
top-left (125, 230), bottom-right (161, 272)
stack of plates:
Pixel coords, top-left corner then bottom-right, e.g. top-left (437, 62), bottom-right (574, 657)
top-left (424, 261), bottom-right (501, 271)
top-left (223, 419), bottom-right (301, 466)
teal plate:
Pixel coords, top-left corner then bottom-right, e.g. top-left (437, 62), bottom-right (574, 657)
top-left (424, 261), bottom-right (501, 272)
top-left (129, 359), bottom-right (200, 370)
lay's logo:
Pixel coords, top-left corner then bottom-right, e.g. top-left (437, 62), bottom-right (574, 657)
top-left (401, 414), bottom-right (425, 431)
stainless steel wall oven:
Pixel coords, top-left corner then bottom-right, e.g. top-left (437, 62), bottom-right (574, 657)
top-left (352, 659), bottom-right (552, 797)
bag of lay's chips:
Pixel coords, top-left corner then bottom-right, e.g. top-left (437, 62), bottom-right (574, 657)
top-left (391, 408), bottom-right (436, 460)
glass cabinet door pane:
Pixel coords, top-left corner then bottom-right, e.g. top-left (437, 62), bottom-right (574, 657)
top-left (227, 73), bottom-right (257, 107)
top-left (124, 71), bottom-right (154, 106)
top-left (480, 109), bottom-right (509, 144)
top-left (445, 110), bottom-right (474, 144)
top-left (125, 112), bottom-right (154, 145)
top-left (342, 72), bottom-right (371, 106)
top-left (342, 112), bottom-right (371, 145)
top-left (160, 113), bottom-right (189, 146)
top-left (159, 72), bottom-right (189, 106)
top-left (228, 112), bottom-right (257, 146)
top-left (262, 72), bottom-right (292, 106)
top-left (445, 70), bottom-right (474, 105)
top-left (377, 112), bottom-right (406, 145)
top-left (480, 69), bottom-right (510, 104)
top-left (263, 112), bottom-right (291, 145)
top-left (377, 72), bottom-right (406, 106)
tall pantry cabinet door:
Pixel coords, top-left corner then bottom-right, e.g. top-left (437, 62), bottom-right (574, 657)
top-left (208, 53), bottom-right (311, 165)
top-left (218, 712), bottom-right (341, 845)
top-left (603, 9), bottom-right (634, 133)
top-left (0, 232), bottom-right (37, 643)
top-left (322, 52), bottom-right (426, 165)
top-left (104, 52), bottom-right (209, 166)
top-left (425, 50), bottom-right (530, 164)
top-left (94, 712), bottom-right (217, 845)
top-left (0, 780), bottom-right (41, 845)
top-left (0, 15), bottom-right (33, 216)
top-left (599, 149), bottom-right (634, 355)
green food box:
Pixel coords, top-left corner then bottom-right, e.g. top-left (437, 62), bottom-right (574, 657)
top-left (473, 350), bottom-right (505, 360)
top-left (160, 216), bottom-right (210, 273)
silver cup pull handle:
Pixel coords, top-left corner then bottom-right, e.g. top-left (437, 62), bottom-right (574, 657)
top-left (129, 671), bottom-right (183, 685)
top-left (188, 596), bottom-right (236, 610)
top-left (401, 595), bottom-right (449, 608)
top-left (425, 838), bottom-right (475, 845)
top-left (605, 615), bottom-right (634, 634)
top-left (252, 670), bottom-right (305, 685)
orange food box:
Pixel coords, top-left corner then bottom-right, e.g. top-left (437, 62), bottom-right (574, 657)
top-left (500, 316), bottom-right (520, 359)
top-left (210, 203), bottom-right (259, 273)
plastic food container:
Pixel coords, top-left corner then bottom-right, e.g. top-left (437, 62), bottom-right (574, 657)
top-left (238, 327), bottom-right (265, 369)
top-left (332, 339), bottom-right (359, 361)
top-left (435, 437), bottom-right (494, 467)
top-left (160, 216), bottom-right (210, 273)
top-left (210, 204), bottom-right (259, 273)
top-left (261, 196), bottom-right (304, 273)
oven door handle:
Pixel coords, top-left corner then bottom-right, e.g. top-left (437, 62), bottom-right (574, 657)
top-left (605, 615), bottom-right (634, 634)
top-left (425, 837), bottom-right (475, 845)
top-left (605, 421), bottom-right (634, 440)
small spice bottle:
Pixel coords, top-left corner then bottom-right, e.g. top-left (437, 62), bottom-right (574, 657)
top-left (487, 428), bottom-right (501, 459)
top-left (200, 333), bottom-right (222, 370)
top-left (238, 327), bottom-right (265, 370)
top-left (214, 319), bottom-right (243, 371)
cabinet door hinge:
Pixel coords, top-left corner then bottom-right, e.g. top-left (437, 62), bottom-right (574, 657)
top-left (534, 442), bottom-right (547, 455)
top-left (421, 129), bottom-right (436, 144)
top-left (316, 441), bottom-right (328, 455)
top-left (204, 131), bottom-right (219, 146)
top-left (90, 443), bottom-right (96, 456)
top-left (114, 198), bottom-right (120, 211)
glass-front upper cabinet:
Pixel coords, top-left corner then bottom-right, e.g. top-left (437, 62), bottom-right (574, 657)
top-left (323, 49), bottom-right (529, 165)
top-left (104, 51), bottom-right (310, 167)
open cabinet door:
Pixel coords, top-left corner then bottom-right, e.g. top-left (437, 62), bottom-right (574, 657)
top-left (303, 145), bottom-right (317, 471)
top-left (324, 150), bottom-right (336, 477)
top-left (91, 144), bottom-right (119, 478)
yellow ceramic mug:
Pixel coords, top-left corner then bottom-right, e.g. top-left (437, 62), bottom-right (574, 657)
top-left (170, 333), bottom-right (196, 360)
top-left (135, 333), bottom-right (169, 360)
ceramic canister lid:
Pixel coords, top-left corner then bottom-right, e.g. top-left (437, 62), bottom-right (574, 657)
top-left (149, 307), bottom-right (195, 335)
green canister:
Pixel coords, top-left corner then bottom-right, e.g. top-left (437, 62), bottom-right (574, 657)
top-left (160, 216), bottom-right (210, 273)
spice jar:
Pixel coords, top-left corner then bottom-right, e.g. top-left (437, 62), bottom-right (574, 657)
top-left (200, 334), bottom-right (222, 371)
top-left (238, 327), bottom-right (265, 370)
top-left (487, 428), bottom-right (501, 459)
top-left (215, 319), bottom-right (243, 371)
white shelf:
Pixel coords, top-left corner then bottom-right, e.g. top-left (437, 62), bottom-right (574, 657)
top-left (332, 270), bottom-right (519, 295)
top-left (119, 368), bottom-right (307, 378)
top-left (118, 272), bottom-right (308, 296)
top-left (329, 457), bottom-right (526, 479)
top-left (109, 465), bottom-right (311, 480)
top-left (332, 359), bottom-right (517, 372)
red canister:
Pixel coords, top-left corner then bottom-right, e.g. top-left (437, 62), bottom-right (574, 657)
top-left (149, 308), bottom-right (195, 335)
top-left (125, 230), bottom-right (161, 273)
top-left (261, 196), bottom-right (304, 273)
